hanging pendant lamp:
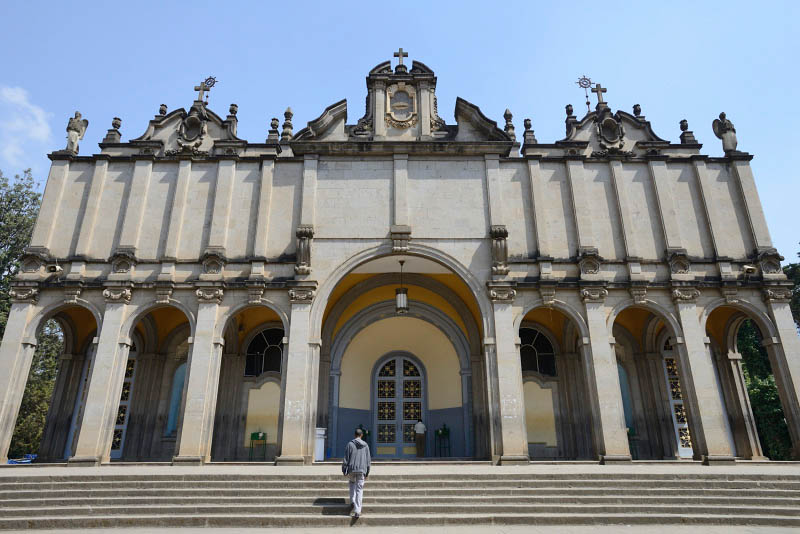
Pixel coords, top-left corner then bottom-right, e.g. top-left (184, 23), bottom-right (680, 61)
top-left (396, 260), bottom-right (409, 315)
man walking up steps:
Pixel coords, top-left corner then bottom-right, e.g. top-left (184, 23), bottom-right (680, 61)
top-left (342, 428), bottom-right (371, 518)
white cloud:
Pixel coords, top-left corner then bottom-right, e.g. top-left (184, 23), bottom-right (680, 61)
top-left (0, 86), bottom-right (52, 169)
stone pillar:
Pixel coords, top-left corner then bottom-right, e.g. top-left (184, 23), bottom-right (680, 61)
top-left (672, 288), bottom-right (735, 463)
top-left (276, 284), bottom-right (317, 465)
top-left (487, 283), bottom-right (528, 464)
top-left (173, 287), bottom-right (223, 464)
top-left (581, 288), bottom-right (631, 463)
top-left (762, 288), bottom-right (800, 458)
top-left (0, 299), bottom-right (38, 464)
top-left (69, 287), bottom-right (132, 465)
top-left (716, 348), bottom-right (764, 459)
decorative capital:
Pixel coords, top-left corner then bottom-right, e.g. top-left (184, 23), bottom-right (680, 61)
top-left (103, 287), bottom-right (132, 304)
top-left (289, 287), bottom-right (315, 303)
top-left (390, 225), bottom-right (412, 253)
top-left (63, 284), bottom-right (82, 304)
top-left (763, 287), bottom-right (792, 303)
top-left (196, 287), bottom-right (224, 304)
top-left (580, 287), bottom-right (607, 303)
top-left (489, 225), bottom-right (508, 239)
top-left (246, 280), bottom-right (266, 304)
top-left (487, 282), bottom-right (516, 302)
top-left (539, 285), bottom-right (557, 306)
top-left (629, 284), bottom-right (647, 305)
top-left (671, 288), bottom-right (700, 303)
top-left (9, 287), bottom-right (38, 304)
top-left (155, 282), bottom-right (174, 304)
top-left (721, 285), bottom-right (738, 304)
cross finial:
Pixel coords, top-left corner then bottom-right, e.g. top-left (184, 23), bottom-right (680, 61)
top-left (393, 47), bottom-right (408, 66)
top-left (193, 76), bottom-right (217, 103)
top-left (591, 83), bottom-right (607, 104)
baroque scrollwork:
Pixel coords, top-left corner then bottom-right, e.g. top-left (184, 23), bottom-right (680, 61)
top-left (490, 225), bottom-right (509, 276)
top-left (629, 285), bottom-right (647, 305)
top-left (9, 287), bottom-right (38, 303)
top-left (196, 287), bottom-right (224, 304)
top-left (580, 287), bottom-right (607, 302)
top-left (671, 288), bottom-right (700, 302)
top-left (103, 287), bottom-right (132, 304)
top-left (539, 286), bottom-right (556, 306)
top-left (295, 225), bottom-right (314, 275)
top-left (289, 288), bottom-right (315, 303)
top-left (762, 287), bottom-right (792, 303)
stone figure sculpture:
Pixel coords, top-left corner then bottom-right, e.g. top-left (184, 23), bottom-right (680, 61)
top-left (64, 112), bottom-right (89, 154)
top-left (712, 112), bottom-right (738, 153)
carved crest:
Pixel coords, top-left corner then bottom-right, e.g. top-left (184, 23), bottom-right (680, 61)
top-left (667, 250), bottom-right (691, 275)
top-left (201, 251), bottom-right (226, 275)
top-left (487, 282), bottom-right (516, 302)
top-left (581, 287), bottom-right (607, 302)
top-left (110, 251), bottom-right (137, 274)
top-left (103, 287), bottom-right (132, 304)
top-left (196, 287), bottom-right (224, 304)
top-left (757, 248), bottom-right (784, 275)
top-left (385, 83), bottom-right (418, 129)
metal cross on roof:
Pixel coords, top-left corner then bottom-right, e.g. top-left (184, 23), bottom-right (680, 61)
top-left (193, 76), bottom-right (217, 103)
top-left (393, 48), bottom-right (408, 66)
top-left (591, 83), bottom-right (607, 104)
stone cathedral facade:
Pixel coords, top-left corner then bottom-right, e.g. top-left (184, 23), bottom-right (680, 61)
top-left (1, 52), bottom-right (799, 466)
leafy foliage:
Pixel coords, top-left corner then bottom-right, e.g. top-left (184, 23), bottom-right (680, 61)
top-left (7, 320), bottom-right (62, 459)
top-left (0, 169), bottom-right (41, 340)
top-left (783, 246), bottom-right (799, 330)
top-left (738, 320), bottom-right (793, 460)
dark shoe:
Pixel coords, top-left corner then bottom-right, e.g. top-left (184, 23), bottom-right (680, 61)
top-left (353, 513), bottom-right (360, 519)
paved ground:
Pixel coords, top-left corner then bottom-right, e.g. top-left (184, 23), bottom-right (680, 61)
top-left (3, 527), bottom-right (798, 533)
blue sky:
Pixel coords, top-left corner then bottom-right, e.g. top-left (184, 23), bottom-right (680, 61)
top-left (1, 1), bottom-right (797, 261)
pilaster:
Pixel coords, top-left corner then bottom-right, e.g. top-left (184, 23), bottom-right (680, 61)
top-left (69, 291), bottom-right (132, 465)
top-left (731, 159), bottom-right (773, 252)
top-left (486, 282), bottom-right (528, 464)
top-left (0, 301), bottom-right (38, 464)
top-left (671, 288), bottom-right (735, 464)
top-left (116, 158), bottom-right (153, 256)
top-left (173, 286), bottom-right (224, 464)
top-left (276, 282), bottom-right (318, 465)
top-left (525, 158), bottom-right (548, 257)
top-left (29, 159), bottom-right (69, 253)
top-left (163, 159), bottom-right (192, 261)
top-left (393, 154), bottom-right (409, 227)
top-left (580, 287), bottom-right (631, 463)
top-left (252, 159), bottom-right (275, 260)
top-left (74, 157), bottom-right (109, 258)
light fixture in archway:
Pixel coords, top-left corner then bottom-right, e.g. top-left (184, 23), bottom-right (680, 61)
top-left (396, 260), bottom-right (409, 315)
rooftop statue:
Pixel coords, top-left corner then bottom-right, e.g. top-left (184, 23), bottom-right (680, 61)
top-left (712, 112), bottom-right (738, 154)
top-left (64, 111), bottom-right (88, 155)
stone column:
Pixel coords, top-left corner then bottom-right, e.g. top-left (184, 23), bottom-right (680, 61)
top-left (487, 283), bottom-right (528, 464)
top-left (69, 287), bottom-right (132, 465)
top-left (0, 298), bottom-right (38, 464)
top-left (581, 288), bottom-right (631, 463)
top-left (716, 348), bottom-right (764, 459)
top-left (672, 288), bottom-right (735, 463)
top-left (173, 287), bottom-right (223, 464)
top-left (762, 288), bottom-right (800, 458)
top-left (276, 284), bottom-right (317, 465)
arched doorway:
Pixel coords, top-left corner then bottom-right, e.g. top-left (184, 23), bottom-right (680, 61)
top-left (372, 352), bottom-right (427, 458)
top-left (211, 304), bottom-right (287, 461)
top-left (706, 304), bottom-right (792, 459)
top-left (319, 253), bottom-right (486, 460)
top-left (612, 306), bottom-right (697, 459)
top-left (516, 306), bottom-right (594, 460)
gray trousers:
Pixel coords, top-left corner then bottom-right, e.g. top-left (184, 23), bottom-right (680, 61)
top-left (348, 472), bottom-right (365, 514)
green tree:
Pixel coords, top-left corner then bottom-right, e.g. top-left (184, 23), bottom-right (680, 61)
top-left (737, 320), bottom-right (793, 459)
top-left (783, 245), bottom-right (800, 329)
top-left (0, 169), bottom-right (60, 460)
top-left (7, 320), bottom-right (62, 459)
top-left (0, 169), bottom-right (41, 338)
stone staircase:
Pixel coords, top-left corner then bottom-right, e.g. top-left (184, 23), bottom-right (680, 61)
top-left (1, 471), bottom-right (800, 529)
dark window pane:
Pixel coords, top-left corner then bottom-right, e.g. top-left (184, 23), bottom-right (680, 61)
top-left (533, 334), bottom-right (553, 355)
top-left (247, 336), bottom-right (268, 356)
top-left (264, 345), bottom-right (282, 373)
top-left (245, 354), bottom-right (259, 376)
top-left (520, 328), bottom-right (535, 346)
top-left (265, 328), bottom-right (284, 346)
top-left (520, 346), bottom-right (537, 371)
top-left (539, 353), bottom-right (557, 377)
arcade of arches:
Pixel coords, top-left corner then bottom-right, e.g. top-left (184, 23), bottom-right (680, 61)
top-left (2, 255), bottom-right (800, 465)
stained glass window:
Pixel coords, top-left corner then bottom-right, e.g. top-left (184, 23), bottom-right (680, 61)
top-left (519, 327), bottom-right (556, 376)
top-left (245, 328), bottom-right (284, 376)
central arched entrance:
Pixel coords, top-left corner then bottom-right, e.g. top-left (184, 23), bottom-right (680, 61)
top-left (317, 249), bottom-right (489, 460)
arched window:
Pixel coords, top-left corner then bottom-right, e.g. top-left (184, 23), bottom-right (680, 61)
top-left (245, 328), bottom-right (284, 377)
top-left (519, 327), bottom-right (556, 376)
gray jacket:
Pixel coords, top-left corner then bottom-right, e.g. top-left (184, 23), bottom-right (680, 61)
top-left (342, 438), bottom-right (371, 476)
